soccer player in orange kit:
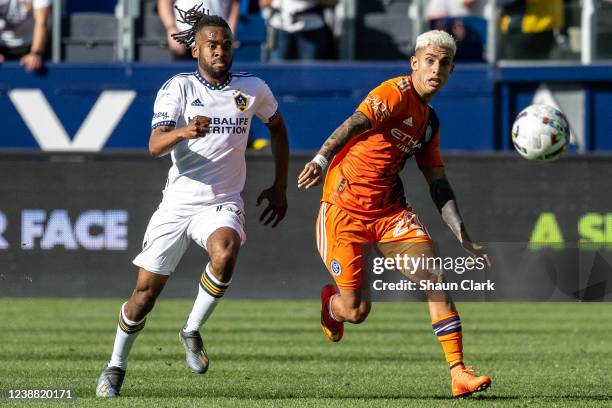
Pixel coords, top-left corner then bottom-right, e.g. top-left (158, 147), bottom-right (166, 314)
top-left (298, 30), bottom-right (492, 398)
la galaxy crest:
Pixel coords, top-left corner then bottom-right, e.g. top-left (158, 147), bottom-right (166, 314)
top-left (233, 92), bottom-right (248, 111)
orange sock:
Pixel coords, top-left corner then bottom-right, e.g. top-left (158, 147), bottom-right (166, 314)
top-left (432, 311), bottom-right (463, 369)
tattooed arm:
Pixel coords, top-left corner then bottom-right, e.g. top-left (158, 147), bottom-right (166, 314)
top-left (297, 111), bottom-right (371, 189)
top-left (316, 111), bottom-right (371, 161)
top-left (421, 166), bottom-right (490, 265)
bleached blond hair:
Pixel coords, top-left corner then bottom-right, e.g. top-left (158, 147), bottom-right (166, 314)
top-left (415, 30), bottom-right (456, 56)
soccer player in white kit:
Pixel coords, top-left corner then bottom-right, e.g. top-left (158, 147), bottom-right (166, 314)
top-left (96, 9), bottom-right (289, 398)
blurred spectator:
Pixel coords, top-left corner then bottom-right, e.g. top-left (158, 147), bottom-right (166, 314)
top-left (426, 0), bottom-right (485, 61)
top-left (0, 0), bottom-right (51, 72)
top-left (158, 0), bottom-right (240, 58)
top-left (259, 0), bottom-right (336, 61)
top-left (499, 0), bottom-right (564, 59)
top-left (426, 0), bottom-right (484, 20)
top-left (429, 19), bottom-right (484, 61)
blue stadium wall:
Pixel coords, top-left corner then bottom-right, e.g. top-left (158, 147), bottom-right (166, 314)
top-left (1, 62), bottom-right (610, 151)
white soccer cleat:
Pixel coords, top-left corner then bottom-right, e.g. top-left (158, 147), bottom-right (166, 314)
top-left (179, 327), bottom-right (209, 374)
top-left (96, 363), bottom-right (126, 398)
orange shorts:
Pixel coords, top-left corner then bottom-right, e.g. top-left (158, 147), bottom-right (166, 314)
top-left (315, 201), bottom-right (433, 290)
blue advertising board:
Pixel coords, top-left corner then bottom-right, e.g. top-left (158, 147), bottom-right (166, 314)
top-left (1, 62), bottom-right (610, 152)
top-left (0, 62), bottom-right (494, 151)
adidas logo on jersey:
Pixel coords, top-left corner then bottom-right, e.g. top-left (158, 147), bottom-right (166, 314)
top-left (191, 99), bottom-right (204, 107)
top-left (403, 116), bottom-right (413, 127)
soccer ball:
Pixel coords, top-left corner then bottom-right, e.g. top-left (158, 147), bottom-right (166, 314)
top-left (511, 104), bottom-right (570, 162)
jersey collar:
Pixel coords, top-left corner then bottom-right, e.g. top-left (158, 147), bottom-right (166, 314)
top-left (194, 71), bottom-right (233, 90)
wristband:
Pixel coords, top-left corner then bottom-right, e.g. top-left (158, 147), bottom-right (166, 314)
top-left (311, 154), bottom-right (329, 170)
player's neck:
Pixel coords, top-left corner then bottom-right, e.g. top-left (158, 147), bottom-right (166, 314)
top-left (197, 68), bottom-right (230, 86)
top-left (410, 75), bottom-right (434, 104)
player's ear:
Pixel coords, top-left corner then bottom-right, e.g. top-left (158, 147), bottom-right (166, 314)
top-left (192, 45), bottom-right (198, 59)
top-left (410, 55), bottom-right (418, 71)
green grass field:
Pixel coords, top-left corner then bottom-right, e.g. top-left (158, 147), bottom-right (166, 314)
top-left (0, 299), bottom-right (611, 407)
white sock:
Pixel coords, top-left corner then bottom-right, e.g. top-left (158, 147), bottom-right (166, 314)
top-left (183, 264), bottom-right (231, 332)
top-left (108, 302), bottom-right (146, 370)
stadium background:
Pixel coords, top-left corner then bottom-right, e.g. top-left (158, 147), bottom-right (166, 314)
top-left (1, 1), bottom-right (611, 405)
top-left (1, 0), bottom-right (611, 300)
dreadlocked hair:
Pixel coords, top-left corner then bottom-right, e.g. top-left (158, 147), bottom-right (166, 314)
top-left (171, 4), bottom-right (231, 48)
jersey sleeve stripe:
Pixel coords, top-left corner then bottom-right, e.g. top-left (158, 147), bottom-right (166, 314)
top-left (152, 120), bottom-right (176, 129)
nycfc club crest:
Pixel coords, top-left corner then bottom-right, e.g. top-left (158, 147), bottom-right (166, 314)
top-left (233, 92), bottom-right (248, 111)
top-left (330, 259), bottom-right (342, 276)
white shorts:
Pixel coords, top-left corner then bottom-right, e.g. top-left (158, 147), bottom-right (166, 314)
top-left (133, 201), bottom-right (246, 275)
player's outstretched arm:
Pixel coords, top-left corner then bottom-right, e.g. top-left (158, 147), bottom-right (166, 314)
top-left (421, 166), bottom-right (490, 266)
top-left (257, 110), bottom-right (289, 228)
top-left (148, 115), bottom-right (209, 157)
top-left (297, 111), bottom-right (371, 189)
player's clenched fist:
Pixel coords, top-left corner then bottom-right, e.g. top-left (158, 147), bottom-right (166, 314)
top-left (297, 161), bottom-right (323, 189)
top-left (184, 115), bottom-right (210, 139)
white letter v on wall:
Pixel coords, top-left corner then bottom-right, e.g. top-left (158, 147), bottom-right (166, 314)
top-left (9, 89), bottom-right (136, 151)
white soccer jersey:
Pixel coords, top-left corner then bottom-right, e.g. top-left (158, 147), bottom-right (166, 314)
top-left (151, 71), bottom-right (279, 212)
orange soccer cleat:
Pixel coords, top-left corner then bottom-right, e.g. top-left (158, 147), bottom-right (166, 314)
top-left (451, 365), bottom-right (491, 398)
top-left (320, 284), bottom-right (344, 342)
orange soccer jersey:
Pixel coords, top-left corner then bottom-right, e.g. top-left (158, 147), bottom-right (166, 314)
top-left (322, 75), bottom-right (443, 221)
top-left (317, 75), bottom-right (444, 290)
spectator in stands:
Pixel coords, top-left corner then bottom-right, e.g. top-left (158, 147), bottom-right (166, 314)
top-left (499, 0), bottom-right (564, 59)
top-left (259, 0), bottom-right (336, 61)
top-left (158, 0), bottom-right (239, 58)
top-left (426, 0), bottom-right (484, 20)
top-left (0, 0), bottom-right (51, 72)
top-left (426, 0), bottom-right (485, 61)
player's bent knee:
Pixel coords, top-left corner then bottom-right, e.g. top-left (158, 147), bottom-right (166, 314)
top-left (344, 309), bottom-right (368, 324)
top-left (211, 244), bottom-right (238, 264)
top-left (210, 249), bottom-right (238, 275)
top-left (344, 301), bottom-right (371, 324)
top-left (209, 238), bottom-right (240, 280)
